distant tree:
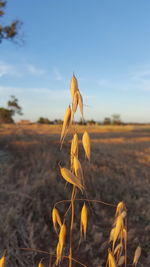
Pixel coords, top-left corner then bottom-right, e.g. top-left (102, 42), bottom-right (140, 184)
top-left (0, 0), bottom-right (22, 43)
top-left (0, 96), bottom-right (23, 123)
top-left (77, 119), bottom-right (87, 125)
top-left (111, 114), bottom-right (122, 125)
top-left (0, 108), bottom-right (14, 123)
top-left (7, 95), bottom-right (23, 116)
top-left (87, 119), bottom-right (96, 125)
top-left (103, 117), bottom-right (111, 125)
top-left (37, 117), bottom-right (54, 124)
top-left (53, 119), bottom-right (63, 125)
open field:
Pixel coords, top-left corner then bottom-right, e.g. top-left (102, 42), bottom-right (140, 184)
top-left (0, 124), bottom-right (150, 266)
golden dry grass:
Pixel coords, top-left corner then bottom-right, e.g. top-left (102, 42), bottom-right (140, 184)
top-left (0, 123), bottom-right (150, 266)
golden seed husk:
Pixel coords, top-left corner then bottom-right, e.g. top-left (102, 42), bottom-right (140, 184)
top-left (133, 246), bottom-right (141, 266)
top-left (70, 133), bottom-right (78, 171)
top-left (82, 131), bottom-right (91, 161)
top-left (0, 256), bottom-right (5, 267)
top-left (52, 207), bottom-right (62, 232)
top-left (80, 202), bottom-right (88, 240)
top-left (60, 105), bottom-right (72, 145)
top-left (70, 74), bottom-right (78, 100)
top-left (60, 167), bottom-right (84, 192)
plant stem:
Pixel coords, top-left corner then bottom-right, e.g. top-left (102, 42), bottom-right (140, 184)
top-left (69, 186), bottom-right (76, 267)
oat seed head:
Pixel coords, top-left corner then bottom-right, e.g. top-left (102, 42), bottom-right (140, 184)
top-left (115, 202), bottom-right (125, 217)
top-left (60, 105), bottom-right (72, 145)
top-left (108, 250), bottom-right (116, 267)
top-left (60, 167), bottom-right (84, 192)
top-left (82, 131), bottom-right (91, 161)
top-left (73, 156), bottom-right (84, 184)
top-left (117, 255), bottom-right (125, 266)
top-left (38, 260), bottom-right (44, 267)
top-left (52, 207), bottom-right (62, 232)
top-left (70, 74), bottom-right (78, 100)
top-left (0, 256), bottom-right (5, 267)
top-left (133, 246), bottom-right (141, 266)
top-left (70, 133), bottom-right (78, 170)
top-left (113, 214), bottom-right (124, 248)
top-left (80, 202), bottom-right (88, 240)
top-left (77, 90), bottom-right (84, 120)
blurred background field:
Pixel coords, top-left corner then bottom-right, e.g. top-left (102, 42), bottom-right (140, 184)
top-left (0, 124), bottom-right (150, 266)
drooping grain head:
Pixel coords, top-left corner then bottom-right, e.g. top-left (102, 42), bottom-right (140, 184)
top-left (117, 255), bottom-right (125, 266)
top-left (112, 213), bottom-right (124, 248)
top-left (56, 241), bottom-right (61, 265)
top-left (80, 202), bottom-right (88, 240)
top-left (70, 133), bottom-right (78, 170)
top-left (77, 90), bottom-right (84, 120)
top-left (52, 207), bottom-right (62, 232)
top-left (59, 223), bottom-right (67, 250)
top-left (0, 255), bottom-right (5, 267)
top-left (60, 166), bottom-right (84, 192)
top-left (71, 90), bottom-right (79, 121)
top-left (38, 260), bottom-right (44, 267)
top-left (70, 74), bottom-right (78, 100)
top-left (107, 250), bottom-right (116, 267)
top-left (82, 131), bottom-right (91, 161)
top-left (60, 105), bottom-right (72, 146)
top-left (115, 201), bottom-right (125, 217)
top-left (133, 246), bottom-right (141, 266)
top-left (73, 156), bottom-right (84, 185)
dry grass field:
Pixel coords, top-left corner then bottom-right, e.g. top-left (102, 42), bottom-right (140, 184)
top-left (0, 124), bottom-right (150, 266)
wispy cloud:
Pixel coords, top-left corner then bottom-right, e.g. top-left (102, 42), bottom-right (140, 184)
top-left (53, 67), bottom-right (63, 81)
top-left (96, 64), bottom-right (150, 92)
top-left (0, 61), bottom-right (47, 78)
top-left (27, 64), bottom-right (47, 76)
top-left (0, 61), bottom-right (21, 78)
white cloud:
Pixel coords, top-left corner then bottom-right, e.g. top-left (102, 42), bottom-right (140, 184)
top-left (53, 67), bottom-right (63, 81)
top-left (27, 64), bottom-right (46, 76)
top-left (0, 61), bottom-right (20, 78)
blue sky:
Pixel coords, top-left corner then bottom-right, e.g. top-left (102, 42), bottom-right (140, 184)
top-left (1, 0), bottom-right (150, 122)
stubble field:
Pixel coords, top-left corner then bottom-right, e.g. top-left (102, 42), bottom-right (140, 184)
top-left (0, 123), bottom-right (150, 266)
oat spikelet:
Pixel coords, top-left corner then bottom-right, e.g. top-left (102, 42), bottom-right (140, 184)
top-left (70, 133), bottom-right (78, 170)
top-left (133, 246), bottom-right (141, 266)
top-left (113, 214), bottom-right (124, 248)
top-left (56, 223), bottom-right (67, 265)
top-left (80, 202), bottom-right (88, 240)
top-left (0, 255), bottom-right (5, 267)
top-left (56, 241), bottom-right (61, 265)
top-left (82, 131), bottom-right (90, 161)
top-left (114, 243), bottom-right (123, 255)
top-left (109, 227), bottom-right (115, 242)
top-left (71, 90), bottom-right (79, 121)
top-left (107, 250), bottom-right (116, 267)
top-left (123, 228), bottom-right (127, 245)
top-left (60, 105), bottom-right (72, 146)
top-left (77, 90), bottom-right (84, 119)
top-left (38, 260), bottom-right (44, 267)
top-left (117, 255), bottom-right (125, 266)
top-left (52, 207), bottom-right (62, 232)
top-left (60, 167), bottom-right (84, 192)
top-left (73, 156), bottom-right (84, 185)
top-left (70, 74), bottom-right (78, 100)
top-left (115, 201), bottom-right (125, 217)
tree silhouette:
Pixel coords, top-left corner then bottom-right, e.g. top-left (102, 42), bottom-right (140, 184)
top-left (0, 0), bottom-right (22, 43)
top-left (7, 95), bottom-right (23, 116)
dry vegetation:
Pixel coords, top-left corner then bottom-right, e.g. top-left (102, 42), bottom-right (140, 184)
top-left (0, 123), bottom-right (150, 266)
